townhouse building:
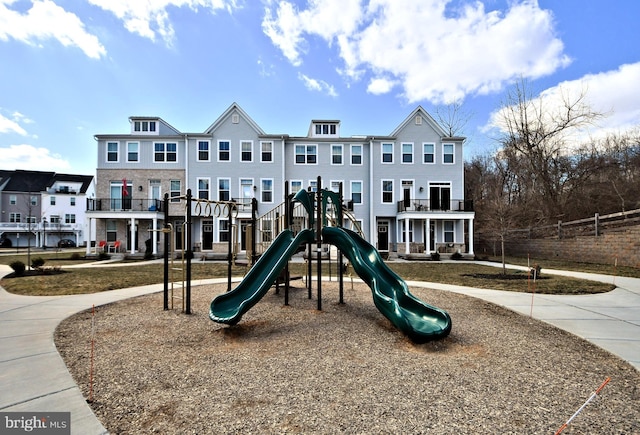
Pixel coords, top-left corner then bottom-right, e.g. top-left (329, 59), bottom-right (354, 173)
top-left (0, 170), bottom-right (94, 248)
top-left (89, 103), bottom-right (474, 257)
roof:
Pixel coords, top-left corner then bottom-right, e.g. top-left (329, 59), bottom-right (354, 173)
top-left (0, 170), bottom-right (93, 194)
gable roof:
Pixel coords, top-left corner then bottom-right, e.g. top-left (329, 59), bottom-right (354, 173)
top-left (204, 102), bottom-right (266, 135)
top-left (389, 106), bottom-right (450, 138)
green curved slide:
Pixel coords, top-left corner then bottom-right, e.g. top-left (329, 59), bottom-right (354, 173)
top-left (322, 226), bottom-right (452, 342)
top-left (209, 228), bottom-right (314, 325)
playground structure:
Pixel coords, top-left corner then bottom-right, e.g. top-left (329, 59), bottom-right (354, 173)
top-left (163, 176), bottom-right (452, 342)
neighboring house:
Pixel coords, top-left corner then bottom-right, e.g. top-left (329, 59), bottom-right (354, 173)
top-left (0, 170), bottom-right (94, 248)
top-left (89, 103), bottom-right (474, 257)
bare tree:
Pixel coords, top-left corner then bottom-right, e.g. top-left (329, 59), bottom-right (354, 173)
top-left (435, 99), bottom-right (473, 137)
top-left (494, 78), bottom-right (603, 222)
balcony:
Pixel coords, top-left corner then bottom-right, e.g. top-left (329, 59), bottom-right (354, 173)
top-left (397, 199), bottom-right (473, 213)
top-left (87, 198), bottom-right (164, 212)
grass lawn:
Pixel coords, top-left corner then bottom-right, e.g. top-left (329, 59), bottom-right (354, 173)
top-left (1, 257), bottom-right (617, 296)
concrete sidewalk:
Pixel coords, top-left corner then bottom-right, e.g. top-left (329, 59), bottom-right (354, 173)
top-left (1, 263), bottom-right (639, 434)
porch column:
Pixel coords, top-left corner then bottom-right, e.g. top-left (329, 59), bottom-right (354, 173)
top-left (404, 218), bottom-right (410, 255)
top-left (86, 217), bottom-right (92, 255)
top-left (468, 217), bottom-right (475, 255)
top-left (130, 217), bottom-right (136, 254)
top-left (152, 217), bottom-right (158, 255)
top-left (426, 218), bottom-right (431, 253)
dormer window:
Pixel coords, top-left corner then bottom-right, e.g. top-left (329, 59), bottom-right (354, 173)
top-left (310, 120), bottom-right (340, 137)
top-left (132, 120), bottom-right (157, 134)
top-left (315, 124), bottom-right (336, 135)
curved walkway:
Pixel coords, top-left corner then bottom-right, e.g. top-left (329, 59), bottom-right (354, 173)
top-left (0, 263), bottom-right (639, 434)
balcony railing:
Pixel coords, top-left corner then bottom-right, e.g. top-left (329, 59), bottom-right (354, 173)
top-left (397, 199), bottom-right (473, 213)
top-left (87, 198), bottom-right (164, 212)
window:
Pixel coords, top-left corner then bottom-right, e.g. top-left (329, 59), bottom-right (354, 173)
top-left (9, 213), bottom-right (20, 223)
top-left (351, 144), bottom-right (362, 165)
top-left (443, 143), bottom-right (454, 164)
top-left (9, 195), bottom-right (16, 205)
top-left (50, 196), bottom-right (56, 206)
top-left (261, 219), bottom-right (273, 243)
top-left (295, 144), bottom-right (317, 164)
top-left (170, 180), bottom-right (181, 202)
top-left (241, 141), bottom-right (253, 162)
top-left (261, 179), bottom-right (273, 203)
top-left (133, 120), bottom-right (156, 132)
top-left (218, 178), bottom-right (230, 202)
top-left (382, 180), bottom-right (393, 203)
top-left (314, 123), bottom-right (337, 135)
top-left (382, 143), bottom-right (393, 163)
top-left (423, 143), bottom-right (435, 163)
top-left (308, 180), bottom-right (317, 192)
top-left (331, 144), bottom-right (343, 165)
top-left (444, 221), bottom-right (454, 243)
top-left (154, 143), bottom-right (177, 162)
top-left (219, 219), bottom-right (230, 242)
top-left (27, 216), bottom-right (36, 224)
top-left (30, 196), bottom-right (37, 206)
top-left (197, 178), bottom-right (210, 200)
top-left (402, 143), bottom-right (413, 163)
top-left (127, 142), bottom-right (139, 162)
top-left (198, 141), bottom-right (210, 161)
top-left (218, 140), bottom-right (230, 161)
top-left (261, 141), bottom-right (273, 162)
top-left (70, 197), bottom-right (76, 206)
top-left (351, 181), bottom-right (362, 204)
top-left (107, 142), bottom-right (118, 162)
top-left (106, 220), bottom-right (117, 242)
top-left (401, 220), bottom-right (414, 243)
top-left (290, 180), bottom-right (302, 193)
top-left (330, 181), bottom-right (342, 192)
top-left (65, 214), bottom-right (76, 224)
top-left (50, 215), bottom-right (60, 224)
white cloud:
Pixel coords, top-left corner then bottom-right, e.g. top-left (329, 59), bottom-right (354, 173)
top-left (367, 77), bottom-right (395, 95)
top-left (88, 0), bottom-right (240, 46)
top-left (0, 0), bottom-right (106, 59)
top-left (298, 73), bottom-right (338, 97)
top-left (485, 62), bottom-right (640, 144)
top-left (0, 144), bottom-right (71, 172)
top-left (0, 112), bottom-right (28, 136)
top-left (263, 0), bottom-right (571, 104)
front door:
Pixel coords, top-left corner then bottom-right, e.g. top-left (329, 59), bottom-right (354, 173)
top-left (377, 221), bottom-right (389, 251)
top-left (202, 220), bottom-right (213, 250)
top-left (240, 220), bottom-right (249, 251)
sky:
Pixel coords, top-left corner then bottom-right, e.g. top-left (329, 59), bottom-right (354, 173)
top-left (1, 0), bottom-right (639, 176)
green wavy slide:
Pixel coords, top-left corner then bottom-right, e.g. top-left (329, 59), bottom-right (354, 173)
top-left (209, 228), bottom-right (314, 325)
top-left (322, 226), bottom-right (452, 342)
